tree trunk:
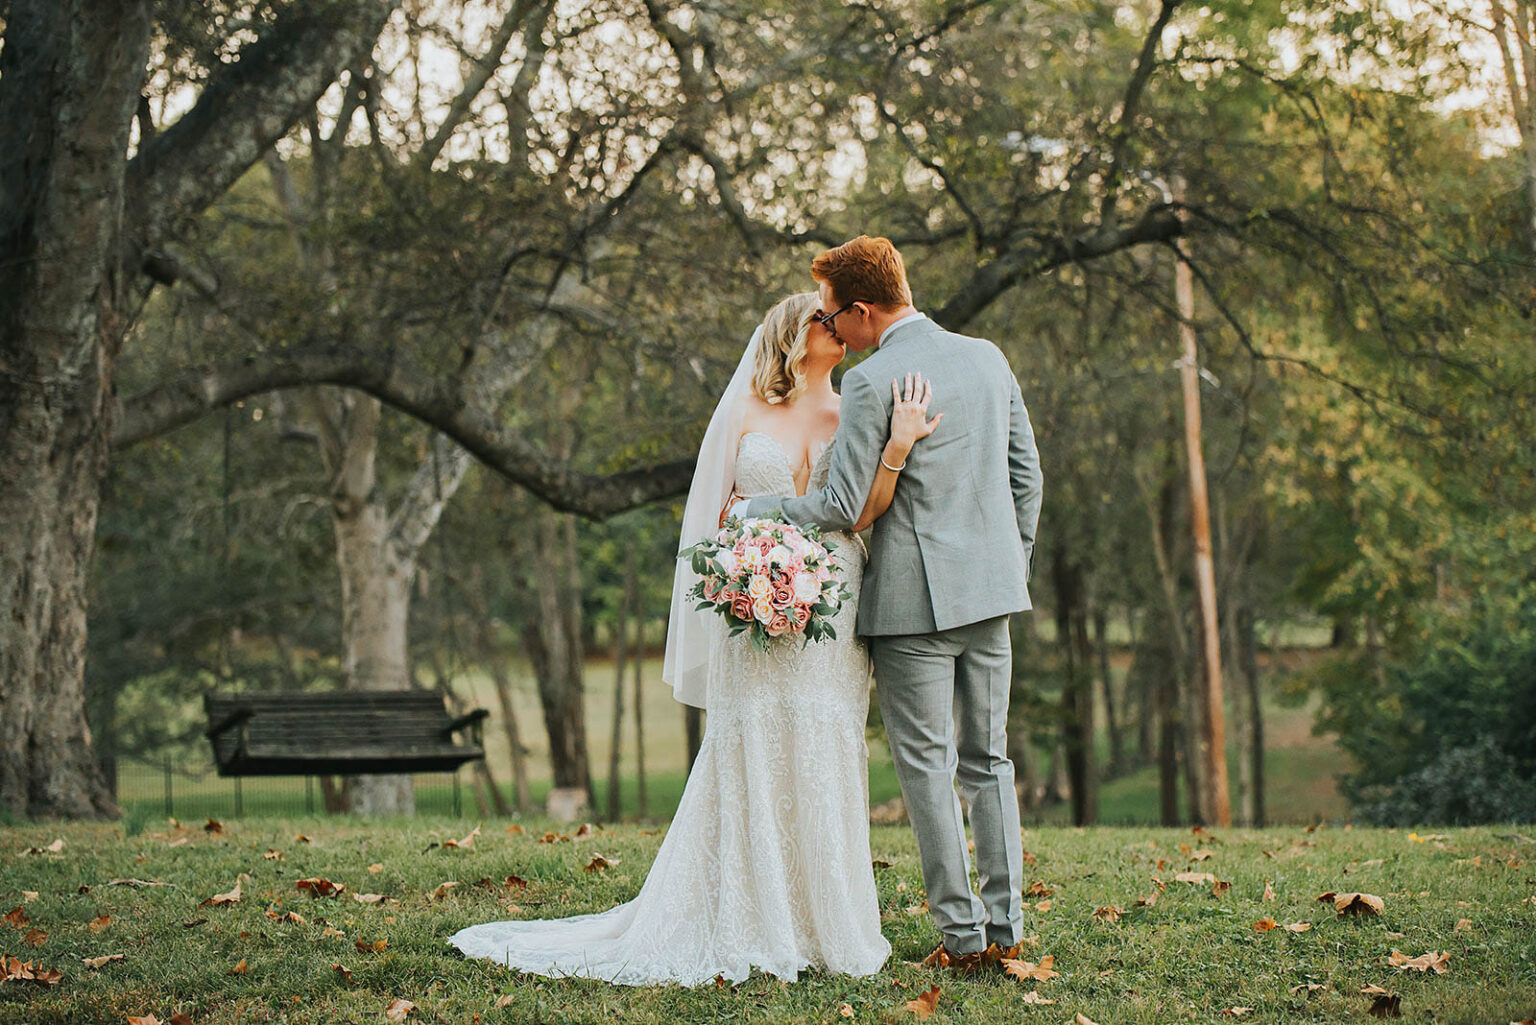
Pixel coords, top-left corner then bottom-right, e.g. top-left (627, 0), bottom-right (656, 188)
top-left (606, 556), bottom-right (630, 822)
top-left (1239, 604), bottom-right (1265, 827)
top-left (1094, 603), bottom-right (1125, 777)
top-left (1051, 547), bottom-right (1096, 825)
top-left (630, 557), bottom-right (648, 821)
top-left (0, 0), bottom-right (153, 821)
top-left (523, 506), bottom-right (591, 794)
top-left (331, 394), bottom-right (417, 816)
top-left (469, 564), bottom-right (531, 812)
top-left (1171, 182), bottom-right (1230, 827)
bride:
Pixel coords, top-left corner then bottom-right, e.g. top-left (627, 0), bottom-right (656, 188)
top-left (448, 292), bottom-right (940, 986)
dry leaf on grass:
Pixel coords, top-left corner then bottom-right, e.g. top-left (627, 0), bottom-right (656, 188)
top-left (20, 838), bottom-right (66, 856)
top-left (368, 863), bottom-right (384, 873)
top-left (584, 854), bottom-right (621, 872)
top-left (199, 877), bottom-right (243, 907)
top-left (1075, 1014), bottom-right (1101, 1025)
top-left (904, 984), bottom-right (941, 1018)
top-left (1019, 991), bottom-right (1054, 1004)
top-left (839, 1003), bottom-right (854, 1018)
top-left (904, 902), bottom-right (929, 917)
top-left (505, 824), bottom-right (525, 835)
top-left (203, 818), bottom-right (223, 834)
top-left (355, 938), bottom-right (388, 954)
top-left (1262, 879), bottom-right (1276, 901)
top-left (1388, 949), bottom-right (1451, 974)
top-left (23, 928), bottom-right (47, 947)
top-left (1093, 905), bottom-right (1123, 924)
top-left (431, 881), bottom-right (459, 900)
top-left (1025, 881), bottom-right (1053, 897)
top-left (331, 963), bottom-right (353, 983)
top-left (1002, 955), bottom-right (1059, 982)
top-left (1221, 1010), bottom-right (1253, 1017)
top-left (296, 877), bottom-right (345, 898)
top-left (125, 1016), bottom-right (161, 1025)
top-left (1190, 849), bottom-right (1214, 861)
top-left (1454, 918), bottom-right (1472, 933)
top-left (1212, 880), bottom-right (1232, 897)
top-left (20, 892), bottom-right (38, 902)
top-left (262, 850), bottom-right (282, 861)
top-left (573, 823), bottom-right (595, 841)
top-left (294, 833), bottom-right (312, 844)
top-left (383, 997), bottom-right (415, 1022)
top-left (1033, 899), bottom-right (1053, 912)
top-left (1318, 891), bottom-right (1384, 916)
top-left (3, 906), bottom-right (28, 928)
top-left (1, 953), bottom-right (64, 987)
top-left (226, 959), bottom-right (248, 975)
top-left (1252, 917), bottom-right (1277, 932)
top-left (83, 954), bottom-right (125, 969)
top-left (1174, 871), bottom-right (1217, 885)
top-left (1290, 982), bottom-right (1327, 996)
top-left (442, 825), bottom-right (481, 850)
top-left (353, 893), bottom-right (387, 904)
top-left (495, 995), bottom-right (515, 1008)
top-left (1283, 922), bottom-right (1312, 933)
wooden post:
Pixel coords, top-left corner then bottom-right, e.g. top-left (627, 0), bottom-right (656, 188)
top-left (1171, 174), bottom-right (1231, 827)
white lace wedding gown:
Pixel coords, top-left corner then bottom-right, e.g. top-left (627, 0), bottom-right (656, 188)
top-left (447, 433), bottom-right (891, 986)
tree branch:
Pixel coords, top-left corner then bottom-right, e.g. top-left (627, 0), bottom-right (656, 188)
top-left (125, 0), bottom-right (400, 269)
top-left (933, 203), bottom-right (1185, 329)
top-left (108, 342), bottom-right (696, 519)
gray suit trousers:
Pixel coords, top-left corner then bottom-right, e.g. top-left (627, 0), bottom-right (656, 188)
top-left (870, 614), bottom-right (1024, 953)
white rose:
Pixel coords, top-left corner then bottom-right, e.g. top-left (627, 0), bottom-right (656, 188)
top-left (752, 598), bottom-right (774, 624)
top-left (738, 546), bottom-right (760, 572)
top-left (767, 544), bottom-right (792, 568)
top-left (717, 549), bottom-right (740, 576)
top-left (792, 572), bottom-right (819, 604)
top-left (747, 574), bottom-right (772, 602)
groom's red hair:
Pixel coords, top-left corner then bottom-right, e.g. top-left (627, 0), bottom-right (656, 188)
top-left (810, 235), bottom-right (912, 310)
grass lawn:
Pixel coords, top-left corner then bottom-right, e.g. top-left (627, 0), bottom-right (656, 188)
top-left (3, 818), bottom-right (1533, 1023)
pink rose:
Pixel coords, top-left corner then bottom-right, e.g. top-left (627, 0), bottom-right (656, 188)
top-left (730, 595), bottom-right (753, 623)
top-left (790, 604), bottom-right (811, 630)
top-left (702, 576), bottom-right (723, 601)
top-left (770, 580), bottom-right (795, 609)
top-left (766, 611), bottom-right (792, 636)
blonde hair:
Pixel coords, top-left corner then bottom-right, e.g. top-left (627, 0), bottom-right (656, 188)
top-left (751, 292), bottom-right (817, 405)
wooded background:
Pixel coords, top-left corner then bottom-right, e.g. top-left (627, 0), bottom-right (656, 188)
top-left (2, 0), bottom-right (1531, 826)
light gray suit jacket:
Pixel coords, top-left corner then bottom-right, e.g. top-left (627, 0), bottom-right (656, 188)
top-left (743, 316), bottom-right (1043, 637)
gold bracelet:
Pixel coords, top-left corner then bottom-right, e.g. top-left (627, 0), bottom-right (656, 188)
top-left (881, 454), bottom-right (907, 472)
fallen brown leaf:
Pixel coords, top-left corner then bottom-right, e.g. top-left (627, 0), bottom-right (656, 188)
top-left (495, 995), bottom-right (515, 1008)
top-left (839, 1003), bottom-right (854, 1018)
top-left (1283, 922), bottom-right (1312, 933)
top-left (1367, 992), bottom-right (1402, 1018)
top-left (22, 928), bottom-right (46, 947)
top-left (355, 938), bottom-right (388, 954)
top-left (125, 1016), bottom-right (161, 1025)
top-left (573, 823), bottom-right (595, 841)
top-left (368, 863), bottom-right (384, 873)
top-left (89, 915), bottom-right (111, 932)
top-left (1019, 991), bottom-right (1054, 1004)
top-left (431, 881), bottom-right (459, 899)
top-left (1075, 1015), bottom-right (1101, 1025)
top-left (353, 893), bottom-right (386, 904)
top-left (1033, 899), bottom-right (1053, 912)
top-left (203, 818), bottom-right (223, 834)
top-left (904, 984), bottom-right (940, 1018)
top-left (1093, 905), bottom-right (1123, 924)
top-left (226, 959), bottom-right (248, 975)
top-left (199, 877), bottom-right (243, 907)
top-left (3, 906), bottom-right (28, 928)
top-left (584, 854), bottom-right (621, 872)
top-left (1290, 982), bottom-right (1327, 996)
top-left (1262, 879), bottom-right (1276, 901)
top-left (83, 954), bottom-right (125, 969)
top-left (296, 877), bottom-right (345, 898)
top-left (1025, 881), bottom-right (1053, 897)
top-left (384, 997), bottom-right (415, 1022)
top-left (1320, 891), bottom-right (1384, 916)
top-left (1252, 917), bottom-right (1277, 932)
top-left (1002, 954), bottom-right (1058, 982)
top-left (331, 963), bottom-right (353, 983)
top-left (1174, 871), bottom-right (1217, 885)
top-left (1388, 949), bottom-right (1450, 974)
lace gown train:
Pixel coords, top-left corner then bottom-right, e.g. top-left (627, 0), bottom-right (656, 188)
top-left (447, 432), bottom-right (891, 986)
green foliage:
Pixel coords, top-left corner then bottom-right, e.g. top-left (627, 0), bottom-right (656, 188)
top-left (1315, 595), bottom-right (1536, 824)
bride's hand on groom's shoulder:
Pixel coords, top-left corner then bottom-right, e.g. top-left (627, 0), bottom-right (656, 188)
top-left (889, 372), bottom-right (942, 456)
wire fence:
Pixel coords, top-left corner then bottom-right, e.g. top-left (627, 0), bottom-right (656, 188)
top-left (113, 752), bottom-right (468, 821)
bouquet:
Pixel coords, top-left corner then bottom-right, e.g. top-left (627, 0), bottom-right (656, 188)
top-left (681, 515), bottom-right (852, 652)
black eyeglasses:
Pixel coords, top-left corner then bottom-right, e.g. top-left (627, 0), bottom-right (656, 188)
top-left (812, 299), bottom-right (868, 335)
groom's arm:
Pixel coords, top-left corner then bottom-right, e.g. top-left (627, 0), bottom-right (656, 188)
top-left (1007, 372), bottom-right (1044, 582)
top-left (741, 367), bottom-right (889, 531)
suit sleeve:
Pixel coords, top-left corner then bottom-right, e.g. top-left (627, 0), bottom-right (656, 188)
top-left (1007, 372), bottom-right (1043, 581)
top-left (741, 367), bottom-right (888, 531)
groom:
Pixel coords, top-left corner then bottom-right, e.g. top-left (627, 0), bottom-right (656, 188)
top-left (736, 235), bottom-right (1044, 966)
